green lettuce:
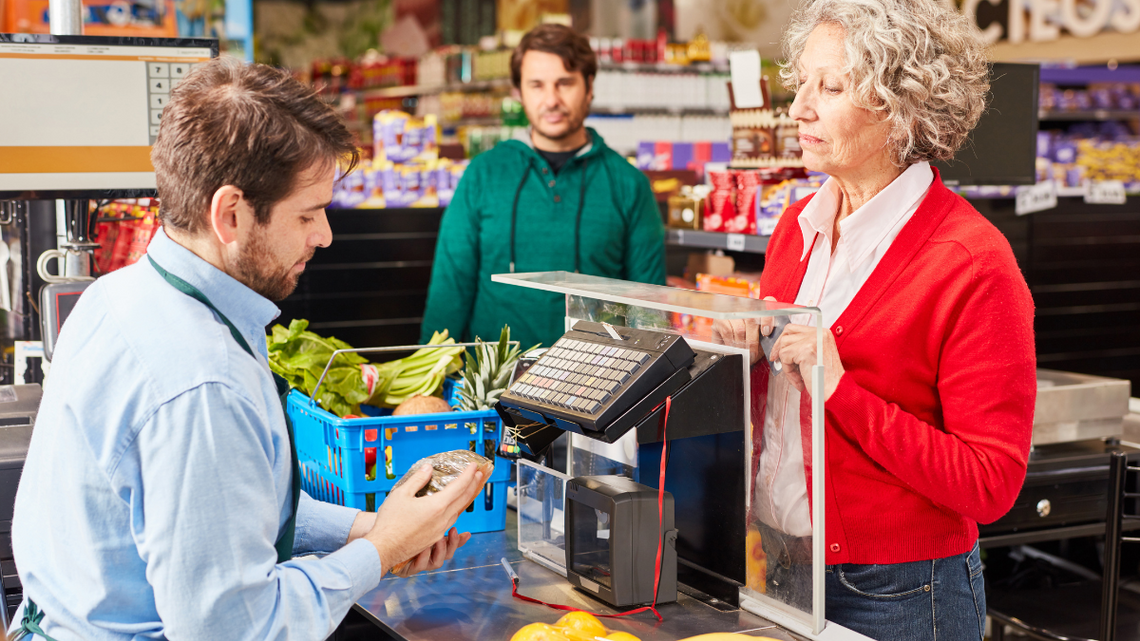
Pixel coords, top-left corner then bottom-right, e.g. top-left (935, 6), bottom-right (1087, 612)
top-left (267, 319), bottom-right (370, 418)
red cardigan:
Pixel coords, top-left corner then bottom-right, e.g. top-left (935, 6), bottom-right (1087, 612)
top-left (750, 171), bottom-right (1036, 565)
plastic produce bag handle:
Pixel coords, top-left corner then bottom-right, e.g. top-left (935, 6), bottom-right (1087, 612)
top-left (308, 342), bottom-right (520, 408)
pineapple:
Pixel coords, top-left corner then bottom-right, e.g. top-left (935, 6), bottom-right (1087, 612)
top-left (457, 325), bottom-right (536, 411)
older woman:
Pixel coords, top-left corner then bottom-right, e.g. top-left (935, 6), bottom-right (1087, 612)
top-left (716, 1), bottom-right (1037, 639)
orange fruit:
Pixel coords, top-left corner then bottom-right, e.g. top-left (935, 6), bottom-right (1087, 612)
top-left (510, 623), bottom-right (571, 641)
top-left (555, 611), bottom-right (607, 638)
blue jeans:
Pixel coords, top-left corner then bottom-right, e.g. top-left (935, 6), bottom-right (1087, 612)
top-left (825, 542), bottom-right (986, 641)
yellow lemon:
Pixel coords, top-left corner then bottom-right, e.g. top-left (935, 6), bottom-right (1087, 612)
top-left (510, 622), bottom-right (571, 641)
top-left (555, 611), bottom-right (608, 638)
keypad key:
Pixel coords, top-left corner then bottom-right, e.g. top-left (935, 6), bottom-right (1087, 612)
top-left (602, 380), bottom-right (620, 393)
top-left (584, 401), bottom-right (601, 414)
top-left (615, 371), bottom-right (631, 384)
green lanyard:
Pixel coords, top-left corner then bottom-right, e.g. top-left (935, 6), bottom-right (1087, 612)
top-left (15, 258), bottom-right (302, 641)
top-left (146, 255), bottom-right (301, 562)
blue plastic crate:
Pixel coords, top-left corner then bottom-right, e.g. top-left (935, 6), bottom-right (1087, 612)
top-left (286, 378), bottom-right (510, 533)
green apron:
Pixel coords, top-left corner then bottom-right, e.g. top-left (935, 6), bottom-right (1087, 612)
top-left (13, 256), bottom-right (302, 641)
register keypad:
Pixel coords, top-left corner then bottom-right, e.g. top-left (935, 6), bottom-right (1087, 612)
top-left (510, 337), bottom-right (651, 415)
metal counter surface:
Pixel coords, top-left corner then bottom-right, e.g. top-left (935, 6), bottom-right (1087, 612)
top-left (353, 511), bottom-right (800, 641)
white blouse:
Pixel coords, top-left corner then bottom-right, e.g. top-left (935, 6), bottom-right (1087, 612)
top-left (753, 162), bottom-right (934, 537)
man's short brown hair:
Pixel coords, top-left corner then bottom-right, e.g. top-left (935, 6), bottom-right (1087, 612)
top-left (151, 57), bottom-right (358, 234)
top-left (510, 24), bottom-right (597, 90)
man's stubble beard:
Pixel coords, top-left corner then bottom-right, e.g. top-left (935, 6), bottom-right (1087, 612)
top-left (531, 95), bottom-right (591, 142)
top-left (233, 226), bottom-right (313, 302)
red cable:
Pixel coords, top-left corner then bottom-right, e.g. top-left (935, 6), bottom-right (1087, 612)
top-left (509, 396), bottom-right (673, 623)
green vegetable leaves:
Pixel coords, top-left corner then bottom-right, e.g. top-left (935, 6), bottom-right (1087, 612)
top-left (267, 319), bottom-right (370, 418)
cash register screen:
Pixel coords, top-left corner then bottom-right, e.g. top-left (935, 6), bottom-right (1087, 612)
top-left (0, 34), bottom-right (217, 200)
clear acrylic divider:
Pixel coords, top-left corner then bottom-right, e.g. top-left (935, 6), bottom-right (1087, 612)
top-left (493, 272), bottom-right (827, 636)
top-left (517, 459), bottom-right (569, 576)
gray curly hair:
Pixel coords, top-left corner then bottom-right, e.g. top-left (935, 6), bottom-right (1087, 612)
top-left (779, 0), bottom-right (990, 167)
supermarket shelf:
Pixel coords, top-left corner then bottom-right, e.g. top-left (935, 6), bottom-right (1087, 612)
top-left (359, 78), bottom-right (512, 99)
top-left (666, 229), bottom-right (769, 254)
top-left (591, 106), bottom-right (730, 116)
top-left (440, 116), bottom-right (506, 127)
top-left (1040, 65), bottom-right (1140, 85)
top-left (599, 61), bottom-right (729, 74)
top-left (1039, 109), bottom-right (1140, 121)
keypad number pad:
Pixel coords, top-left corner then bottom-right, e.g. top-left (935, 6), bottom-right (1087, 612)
top-left (508, 337), bottom-right (650, 416)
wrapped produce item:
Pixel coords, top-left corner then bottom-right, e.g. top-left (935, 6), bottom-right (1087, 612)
top-left (392, 449), bottom-right (495, 498)
top-left (388, 450), bottom-right (495, 575)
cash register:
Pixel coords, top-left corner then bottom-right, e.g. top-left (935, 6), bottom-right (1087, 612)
top-left (497, 319), bottom-right (747, 607)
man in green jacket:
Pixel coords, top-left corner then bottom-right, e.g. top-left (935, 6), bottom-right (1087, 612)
top-left (420, 24), bottom-right (666, 350)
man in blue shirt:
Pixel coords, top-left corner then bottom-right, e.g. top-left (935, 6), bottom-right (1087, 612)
top-left (9, 58), bottom-right (483, 640)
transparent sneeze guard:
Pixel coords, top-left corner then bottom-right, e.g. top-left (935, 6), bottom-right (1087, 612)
top-left (493, 271), bottom-right (832, 638)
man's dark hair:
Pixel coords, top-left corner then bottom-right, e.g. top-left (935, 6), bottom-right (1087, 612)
top-left (510, 24), bottom-right (597, 90)
top-left (151, 57), bottom-right (358, 234)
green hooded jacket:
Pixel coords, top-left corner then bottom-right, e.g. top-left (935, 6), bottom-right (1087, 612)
top-left (420, 128), bottom-right (666, 349)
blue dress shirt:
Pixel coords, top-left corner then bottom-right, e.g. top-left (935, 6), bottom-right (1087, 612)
top-left (10, 228), bottom-right (384, 640)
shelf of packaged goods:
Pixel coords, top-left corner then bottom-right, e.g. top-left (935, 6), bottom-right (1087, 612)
top-left (358, 78), bottom-right (513, 99)
top-left (1039, 109), bottom-right (1140, 121)
top-left (957, 186), bottom-right (1140, 199)
top-left (590, 106), bottom-right (730, 116)
top-left (1039, 66), bottom-right (1140, 85)
top-left (598, 61), bottom-right (729, 74)
top-left (440, 116), bottom-right (507, 128)
top-left (666, 228), bottom-right (769, 254)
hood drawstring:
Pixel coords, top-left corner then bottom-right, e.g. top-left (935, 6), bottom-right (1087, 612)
top-left (508, 166), bottom-right (529, 273)
top-left (572, 157), bottom-right (589, 274)
top-left (509, 156), bottom-right (591, 274)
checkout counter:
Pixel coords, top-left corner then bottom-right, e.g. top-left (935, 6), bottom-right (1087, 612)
top-left (348, 272), bottom-right (1139, 641)
top-left (351, 271), bottom-right (872, 641)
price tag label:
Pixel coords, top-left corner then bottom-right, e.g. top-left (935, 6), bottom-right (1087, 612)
top-left (1084, 180), bottom-right (1127, 205)
top-left (1015, 180), bottom-right (1058, 216)
top-left (726, 233), bottom-right (746, 252)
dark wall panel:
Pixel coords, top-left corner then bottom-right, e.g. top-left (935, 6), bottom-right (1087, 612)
top-left (271, 207), bottom-right (443, 349)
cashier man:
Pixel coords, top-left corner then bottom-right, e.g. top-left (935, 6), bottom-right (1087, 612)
top-left (9, 58), bottom-right (482, 641)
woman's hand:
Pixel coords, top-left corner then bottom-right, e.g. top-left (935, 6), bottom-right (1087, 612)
top-left (770, 324), bottom-right (846, 400)
top-left (710, 297), bottom-right (779, 365)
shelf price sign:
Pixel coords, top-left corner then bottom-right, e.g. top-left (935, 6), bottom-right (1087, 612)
top-left (1084, 180), bottom-right (1127, 205)
top-left (726, 233), bottom-right (747, 252)
top-left (1016, 180), bottom-right (1058, 216)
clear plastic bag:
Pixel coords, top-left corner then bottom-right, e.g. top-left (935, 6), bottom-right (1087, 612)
top-left (392, 449), bottom-right (495, 498)
top-left (388, 449), bottom-right (495, 575)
